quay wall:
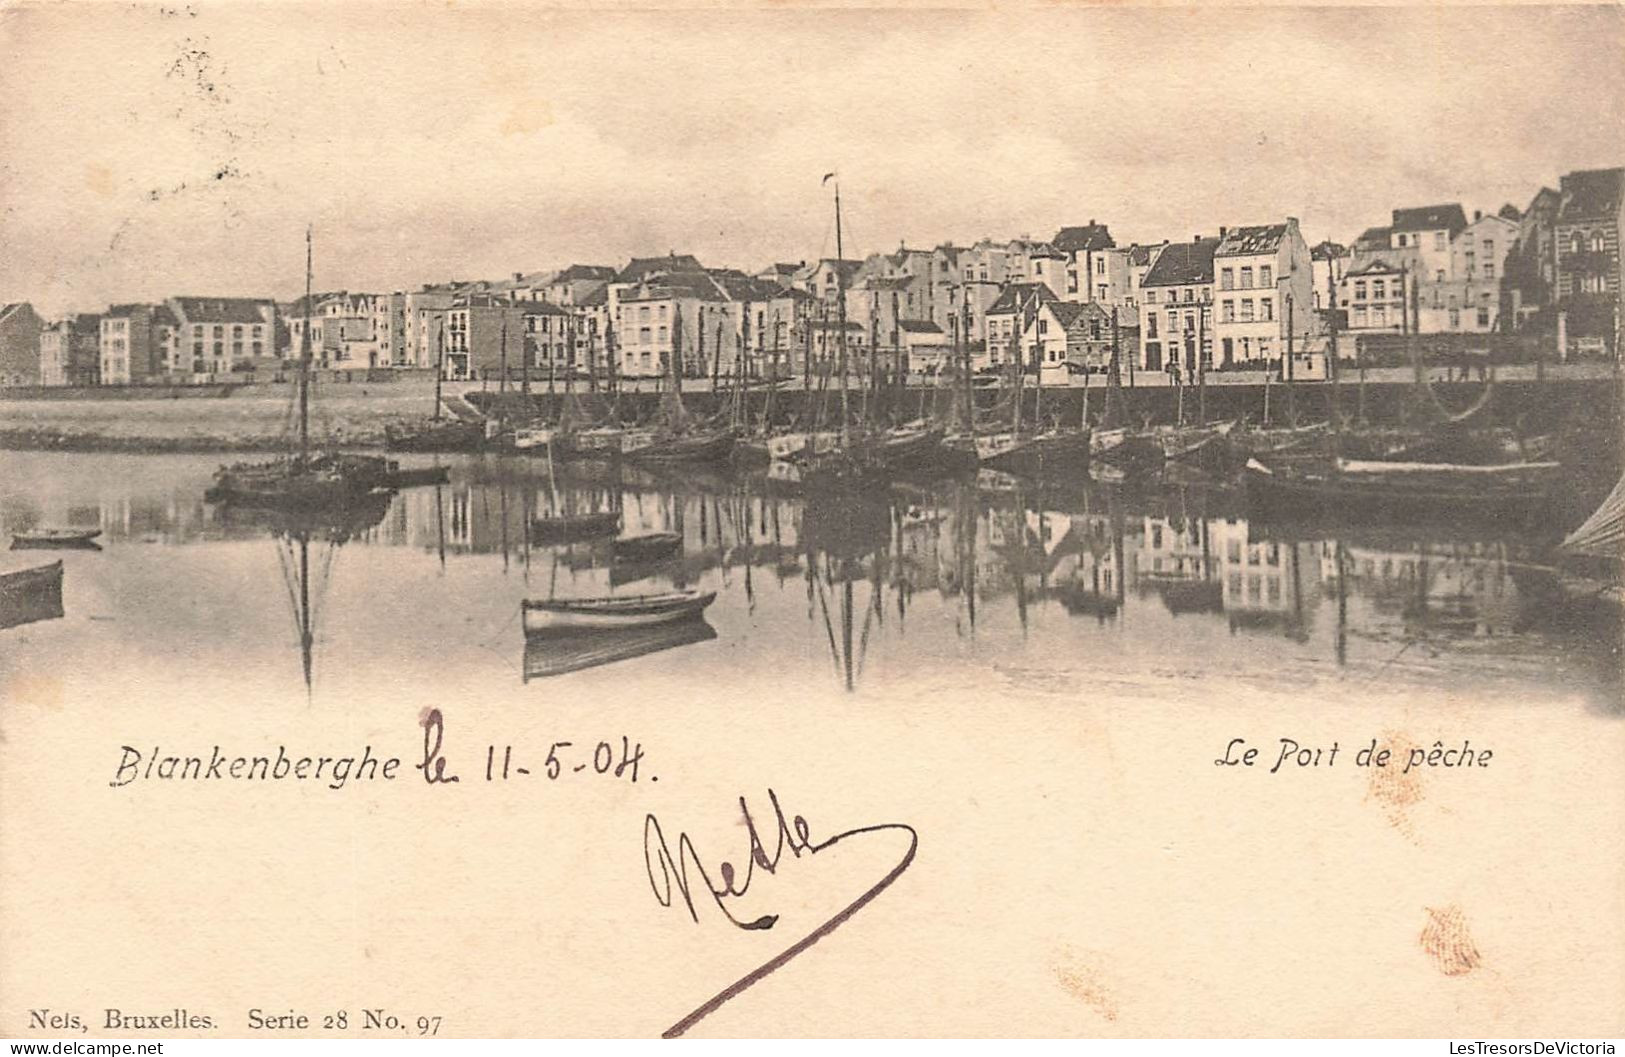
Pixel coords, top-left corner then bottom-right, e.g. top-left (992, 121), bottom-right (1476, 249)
top-left (1, 369), bottom-right (1619, 459)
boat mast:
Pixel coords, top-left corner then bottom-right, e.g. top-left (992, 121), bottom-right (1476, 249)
top-left (299, 225), bottom-right (312, 463)
top-left (832, 175), bottom-right (851, 447)
top-left (433, 318), bottom-right (445, 421)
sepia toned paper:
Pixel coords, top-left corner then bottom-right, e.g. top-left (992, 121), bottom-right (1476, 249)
top-left (2, 0), bottom-right (1622, 1040)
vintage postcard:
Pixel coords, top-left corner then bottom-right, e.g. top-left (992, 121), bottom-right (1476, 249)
top-left (1, 0), bottom-right (1621, 1041)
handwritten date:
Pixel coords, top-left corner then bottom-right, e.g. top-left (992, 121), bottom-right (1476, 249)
top-left (416, 709), bottom-right (648, 786)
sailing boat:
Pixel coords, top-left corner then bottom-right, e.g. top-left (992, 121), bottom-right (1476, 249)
top-left (384, 321), bottom-right (484, 452)
top-left (212, 228), bottom-right (393, 508)
top-left (625, 302), bottom-right (736, 464)
top-left (972, 288), bottom-right (1090, 477)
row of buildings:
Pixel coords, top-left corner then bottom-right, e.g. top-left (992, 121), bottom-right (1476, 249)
top-left (3, 165), bottom-right (1619, 389)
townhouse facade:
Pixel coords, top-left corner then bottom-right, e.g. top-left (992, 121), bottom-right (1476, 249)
top-left (1552, 166), bottom-right (1623, 356)
top-left (39, 313), bottom-right (102, 386)
top-left (1211, 219), bottom-right (1313, 368)
top-left (0, 301), bottom-right (44, 386)
top-left (1137, 238), bottom-right (1218, 373)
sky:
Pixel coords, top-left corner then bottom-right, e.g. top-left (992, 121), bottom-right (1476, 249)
top-left (1, 2), bottom-right (1622, 317)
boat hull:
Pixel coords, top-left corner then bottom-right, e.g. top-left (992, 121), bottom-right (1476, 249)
top-left (1243, 458), bottom-right (1561, 525)
top-left (521, 590), bottom-right (717, 635)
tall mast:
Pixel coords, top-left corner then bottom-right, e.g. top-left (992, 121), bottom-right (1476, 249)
top-left (299, 225), bottom-right (312, 462)
top-left (833, 176), bottom-right (850, 446)
top-left (433, 318), bottom-right (445, 421)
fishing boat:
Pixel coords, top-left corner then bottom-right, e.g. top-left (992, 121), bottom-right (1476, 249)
top-left (384, 417), bottom-right (484, 453)
top-left (766, 431), bottom-right (841, 463)
top-left (522, 620), bottom-right (717, 680)
top-left (0, 558), bottom-right (64, 630)
top-left (613, 531), bottom-right (683, 563)
top-left (11, 528), bottom-right (102, 549)
top-left (1555, 470), bottom-right (1625, 614)
top-left (511, 426), bottom-right (556, 452)
top-left (627, 428), bottom-right (736, 464)
top-left (1091, 427), bottom-right (1166, 476)
top-left (1243, 456), bottom-right (1562, 523)
top-left (385, 319), bottom-right (486, 452)
top-left (212, 230), bottom-right (392, 509)
top-left (531, 510), bottom-right (620, 544)
top-left (521, 589), bottom-right (717, 635)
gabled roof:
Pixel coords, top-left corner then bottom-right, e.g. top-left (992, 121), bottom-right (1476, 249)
top-left (616, 254), bottom-right (705, 283)
top-left (579, 284), bottom-right (610, 308)
top-left (1051, 223), bottom-right (1116, 253)
top-left (152, 304), bottom-right (179, 327)
top-left (1344, 258), bottom-right (1403, 277)
top-left (1354, 226), bottom-right (1393, 249)
top-left (170, 296), bottom-right (274, 324)
top-left (986, 282), bottom-right (1059, 316)
top-left (934, 243), bottom-right (965, 263)
top-left (1141, 239), bottom-right (1218, 287)
top-left (0, 302), bottom-right (31, 325)
top-left (1497, 203), bottom-right (1522, 222)
top-left (1126, 244), bottom-right (1159, 267)
top-left (518, 301), bottom-right (570, 316)
top-left (1557, 167), bottom-right (1624, 223)
top-left (1216, 224), bottom-right (1288, 258)
top-left (860, 275), bottom-right (916, 292)
top-left (1046, 301), bottom-right (1109, 330)
top-left (898, 319), bottom-right (943, 334)
top-left (1391, 203), bottom-right (1467, 234)
top-left (104, 302), bottom-right (151, 318)
top-left (554, 264), bottom-right (616, 282)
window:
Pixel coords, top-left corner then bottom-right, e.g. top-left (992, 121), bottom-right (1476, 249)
top-left (1477, 307), bottom-right (1490, 327)
top-left (1222, 300), bottom-right (1235, 323)
top-left (1258, 338), bottom-right (1272, 360)
top-left (1095, 258), bottom-right (1105, 274)
top-left (1240, 267), bottom-right (1253, 289)
top-left (1260, 265), bottom-right (1272, 287)
top-left (1145, 290), bottom-right (1156, 304)
top-left (1183, 312), bottom-right (1195, 333)
top-left (1147, 315), bottom-right (1158, 339)
top-left (1592, 233), bottom-right (1606, 252)
top-left (1166, 310), bottom-right (1178, 333)
top-left (1220, 267), bottom-right (1235, 291)
top-left (1397, 233), bottom-right (1408, 247)
top-left (232, 324), bottom-right (243, 337)
top-left (639, 326), bottom-right (651, 344)
top-left (1372, 280), bottom-right (1385, 299)
top-left (1434, 232), bottom-right (1446, 250)
top-left (1097, 284), bottom-right (1107, 300)
top-left (1449, 308), bottom-right (1460, 329)
top-left (1260, 298), bottom-right (1273, 321)
top-left (1484, 262), bottom-right (1495, 279)
top-left (1240, 299), bottom-right (1254, 322)
top-left (639, 306), bottom-right (650, 321)
top-left (1354, 281), bottom-right (1367, 300)
top-left (1436, 270), bottom-right (1445, 282)
top-left (1353, 306), bottom-right (1368, 326)
top-left (1483, 239), bottom-right (1494, 255)
top-left (1373, 305), bottom-right (1387, 327)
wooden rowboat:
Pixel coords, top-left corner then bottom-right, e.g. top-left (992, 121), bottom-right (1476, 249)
top-left (11, 528), bottom-right (102, 549)
top-left (1244, 457), bottom-right (1562, 524)
top-left (521, 589), bottom-right (716, 635)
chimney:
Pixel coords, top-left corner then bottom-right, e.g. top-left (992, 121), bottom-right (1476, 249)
top-left (1474, 209), bottom-right (1482, 222)
top-left (513, 272), bottom-right (523, 282)
top-left (1219, 226), bottom-right (1228, 239)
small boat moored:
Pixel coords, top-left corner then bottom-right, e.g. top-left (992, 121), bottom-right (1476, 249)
top-left (11, 528), bottom-right (102, 549)
top-left (521, 589), bottom-right (717, 635)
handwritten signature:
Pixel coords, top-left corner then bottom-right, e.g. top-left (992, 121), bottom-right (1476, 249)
top-left (643, 789), bottom-right (918, 1038)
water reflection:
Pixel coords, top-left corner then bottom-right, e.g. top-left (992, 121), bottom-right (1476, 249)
top-left (0, 452), bottom-right (1616, 707)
